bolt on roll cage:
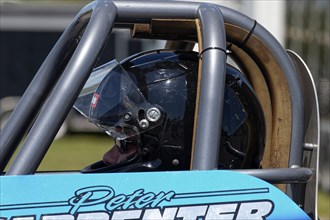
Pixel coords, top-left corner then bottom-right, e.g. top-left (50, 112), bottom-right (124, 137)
top-left (0, 0), bottom-right (319, 218)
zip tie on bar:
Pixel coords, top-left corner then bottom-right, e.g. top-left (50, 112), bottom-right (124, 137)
top-left (198, 47), bottom-right (227, 59)
top-left (238, 20), bottom-right (257, 48)
top-left (225, 20), bottom-right (257, 54)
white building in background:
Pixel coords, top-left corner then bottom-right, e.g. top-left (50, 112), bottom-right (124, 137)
top-left (182, 0), bottom-right (286, 46)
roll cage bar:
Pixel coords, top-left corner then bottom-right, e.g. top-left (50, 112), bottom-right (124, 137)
top-left (0, 0), bottom-right (319, 217)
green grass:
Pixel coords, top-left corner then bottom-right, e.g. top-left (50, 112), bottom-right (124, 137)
top-left (38, 133), bottom-right (111, 171)
top-left (319, 190), bottom-right (330, 220)
top-left (8, 133), bottom-right (330, 218)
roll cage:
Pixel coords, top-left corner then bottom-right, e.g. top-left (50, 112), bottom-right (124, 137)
top-left (0, 0), bottom-right (319, 218)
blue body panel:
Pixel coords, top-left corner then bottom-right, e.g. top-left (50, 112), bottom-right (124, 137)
top-left (0, 170), bottom-right (310, 219)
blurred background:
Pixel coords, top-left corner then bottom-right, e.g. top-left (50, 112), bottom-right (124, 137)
top-left (0, 0), bottom-right (329, 218)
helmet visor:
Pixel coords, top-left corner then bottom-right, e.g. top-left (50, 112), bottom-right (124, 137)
top-left (74, 60), bottom-right (149, 138)
top-left (74, 60), bottom-right (118, 118)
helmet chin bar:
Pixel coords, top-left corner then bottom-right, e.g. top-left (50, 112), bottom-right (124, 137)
top-left (0, 0), bottom-right (318, 218)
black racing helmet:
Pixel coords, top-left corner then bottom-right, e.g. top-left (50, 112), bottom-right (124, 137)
top-left (74, 50), bottom-right (265, 173)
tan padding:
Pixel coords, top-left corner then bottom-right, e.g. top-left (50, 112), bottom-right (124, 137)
top-left (190, 19), bottom-right (203, 169)
top-left (164, 41), bottom-right (196, 51)
top-left (226, 24), bottom-right (292, 170)
top-left (228, 44), bottom-right (273, 169)
top-left (132, 20), bottom-right (197, 41)
top-left (152, 19), bottom-right (197, 35)
top-left (131, 23), bottom-right (151, 38)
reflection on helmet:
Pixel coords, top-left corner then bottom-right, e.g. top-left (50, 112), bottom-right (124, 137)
top-left (74, 50), bottom-right (265, 173)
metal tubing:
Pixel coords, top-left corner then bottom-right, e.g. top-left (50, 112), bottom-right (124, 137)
top-left (6, 1), bottom-right (117, 175)
top-left (118, 1), bottom-right (228, 170)
top-left (113, 0), bottom-right (200, 20)
top-left (114, 1), bottom-right (305, 167)
top-left (3, 0), bottom-right (304, 177)
top-left (0, 5), bottom-right (90, 172)
top-left (219, 5), bottom-right (304, 168)
top-left (237, 168), bottom-right (313, 184)
top-left (5, 0), bottom-right (227, 174)
top-left (216, 5), bottom-right (305, 201)
top-left (192, 4), bottom-right (227, 170)
top-left (115, 1), bottom-right (306, 202)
